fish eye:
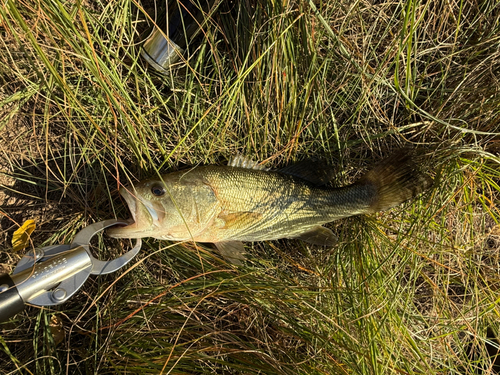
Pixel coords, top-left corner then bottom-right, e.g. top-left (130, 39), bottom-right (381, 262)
top-left (151, 185), bottom-right (166, 197)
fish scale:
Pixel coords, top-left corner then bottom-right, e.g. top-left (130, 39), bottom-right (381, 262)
top-left (200, 166), bottom-right (354, 241)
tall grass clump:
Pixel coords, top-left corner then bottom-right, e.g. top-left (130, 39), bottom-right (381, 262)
top-left (1, 0), bottom-right (499, 374)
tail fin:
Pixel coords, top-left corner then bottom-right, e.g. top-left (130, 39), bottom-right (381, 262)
top-left (358, 150), bottom-right (433, 213)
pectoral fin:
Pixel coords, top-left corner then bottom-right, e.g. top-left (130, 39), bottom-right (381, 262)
top-left (214, 241), bottom-right (246, 265)
top-left (217, 211), bottom-right (263, 230)
top-left (293, 226), bottom-right (337, 246)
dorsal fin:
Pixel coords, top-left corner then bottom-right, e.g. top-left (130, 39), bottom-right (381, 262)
top-left (279, 159), bottom-right (335, 186)
top-left (228, 155), bottom-right (268, 170)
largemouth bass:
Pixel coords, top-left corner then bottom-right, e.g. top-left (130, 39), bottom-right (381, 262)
top-left (108, 153), bottom-right (431, 264)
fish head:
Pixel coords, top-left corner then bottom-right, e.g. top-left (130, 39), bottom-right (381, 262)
top-left (107, 178), bottom-right (185, 239)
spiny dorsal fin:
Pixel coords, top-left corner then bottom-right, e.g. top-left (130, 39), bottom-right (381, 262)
top-left (228, 155), bottom-right (269, 170)
top-left (279, 159), bottom-right (336, 186)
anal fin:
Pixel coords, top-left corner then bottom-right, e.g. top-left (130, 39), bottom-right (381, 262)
top-left (214, 241), bottom-right (246, 266)
top-left (292, 226), bottom-right (337, 246)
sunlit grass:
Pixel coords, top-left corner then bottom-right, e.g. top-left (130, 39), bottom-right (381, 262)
top-left (1, 0), bottom-right (500, 374)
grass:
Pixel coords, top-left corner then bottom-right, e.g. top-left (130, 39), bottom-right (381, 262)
top-left (1, 0), bottom-right (500, 373)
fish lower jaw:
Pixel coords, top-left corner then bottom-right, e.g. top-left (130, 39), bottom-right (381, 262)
top-left (106, 221), bottom-right (152, 239)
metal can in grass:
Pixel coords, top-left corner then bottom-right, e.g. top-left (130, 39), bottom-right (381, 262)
top-left (142, 0), bottom-right (217, 73)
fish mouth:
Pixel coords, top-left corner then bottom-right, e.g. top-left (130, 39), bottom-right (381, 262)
top-left (107, 188), bottom-right (154, 239)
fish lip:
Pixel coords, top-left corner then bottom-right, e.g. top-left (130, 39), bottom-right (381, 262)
top-left (120, 187), bottom-right (138, 224)
top-left (107, 187), bottom-right (149, 238)
top-left (121, 187), bottom-right (159, 225)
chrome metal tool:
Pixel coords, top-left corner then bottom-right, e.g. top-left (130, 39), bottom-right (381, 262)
top-left (0, 219), bottom-right (141, 322)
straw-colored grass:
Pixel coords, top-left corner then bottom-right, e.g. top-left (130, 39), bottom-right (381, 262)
top-left (1, 0), bottom-right (499, 373)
